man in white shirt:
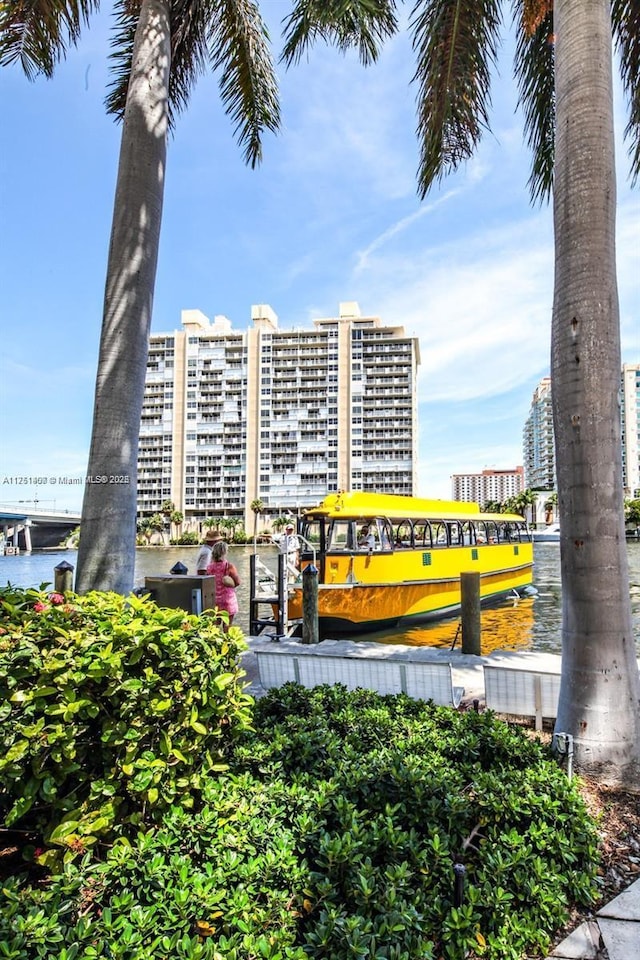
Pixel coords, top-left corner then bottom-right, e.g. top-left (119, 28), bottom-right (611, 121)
top-left (196, 529), bottom-right (222, 575)
top-left (281, 522), bottom-right (300, 574)
top-left (358, 525), bottom-right (376, 550)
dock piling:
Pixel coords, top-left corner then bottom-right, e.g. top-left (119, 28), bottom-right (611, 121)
top-left (460, 571), bottom-right (481, 655)
top-left (54, 560), bottom-right (74, 594)
top-left (302, 564), bottom-right (319, 644)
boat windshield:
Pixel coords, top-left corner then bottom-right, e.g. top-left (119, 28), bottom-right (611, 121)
top-left (325, 518), bottom-right (395, 552)
top-left (327, 520), bottom-right (354, 551)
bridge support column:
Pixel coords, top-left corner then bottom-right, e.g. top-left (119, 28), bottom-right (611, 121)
top-left (23, 523), bottom-right (32, 553)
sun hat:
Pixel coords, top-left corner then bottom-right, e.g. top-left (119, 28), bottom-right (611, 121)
top-left (204, 529), bottom-right (223, 544)
top-left (285, 523), bottom-right (294, 531)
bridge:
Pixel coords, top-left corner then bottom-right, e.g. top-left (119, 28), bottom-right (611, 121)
top-left (0, 504), bottom-right (81, 551)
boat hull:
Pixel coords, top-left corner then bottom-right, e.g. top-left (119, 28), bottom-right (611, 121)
top-left (532, 525), bottom-right (560, 543)
top-left (288, 544), bottom-right (533, 637)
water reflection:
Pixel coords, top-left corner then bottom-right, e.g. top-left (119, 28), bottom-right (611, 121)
top-left (367, 597), bottom-right (535, 654)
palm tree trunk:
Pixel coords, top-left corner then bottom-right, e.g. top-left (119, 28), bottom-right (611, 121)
top-left (552, 0), bottom-right (640, 784)
top-left (75, 0), bottom-right (171, 594)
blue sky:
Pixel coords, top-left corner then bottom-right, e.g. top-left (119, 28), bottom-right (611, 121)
top-left (1, 1), bottom-right (638, 513)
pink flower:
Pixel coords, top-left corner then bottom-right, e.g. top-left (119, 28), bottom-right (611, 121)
top-left (33, 602), bottom-right (47, 613)
top-left (49, 593), bottom-right (65, 605)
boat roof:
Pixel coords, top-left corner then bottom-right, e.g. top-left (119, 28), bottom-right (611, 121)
top-left (303, 491), bottom-right (525, 523)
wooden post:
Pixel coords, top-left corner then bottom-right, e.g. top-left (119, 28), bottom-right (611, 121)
top-left (54, 560), bottom-right (74, 594)
top-left (302, 564), bottom-right (319, 644)
top-left (460, 571), bottom-right (481, 655)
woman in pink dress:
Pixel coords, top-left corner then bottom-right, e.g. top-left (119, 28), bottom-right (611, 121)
top-left (206, 540), bottom-right (240, 632)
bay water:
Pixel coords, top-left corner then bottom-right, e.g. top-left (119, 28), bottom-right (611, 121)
top-left (2, 541), bottom-right (639, 655)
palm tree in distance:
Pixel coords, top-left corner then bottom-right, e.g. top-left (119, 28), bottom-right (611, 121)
top-left (250, 498), bottom-right (264, 551)
top-left (508, 489), bottom-right (537, 525)
top-left (544, 492), bottom-right (558, 524)
top-left (1, 0), bottom-right (280, 595)
top-left (280, 0), bottom-right (640, 785)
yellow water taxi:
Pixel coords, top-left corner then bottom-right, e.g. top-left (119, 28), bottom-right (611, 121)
top-left (287, 491), bottom-right (534, 636)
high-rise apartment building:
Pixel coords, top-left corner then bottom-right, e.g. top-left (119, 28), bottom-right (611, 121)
top-left (522, 377), bottom-right (555, 490)
top-left (137, 302), bottom-right (420, 530)
top-left (451, 467), bottom-right (524, 505)
top-left (522, 367), bottom-right (640, 497)
top-left (622, 363), bottom-right (640, 498)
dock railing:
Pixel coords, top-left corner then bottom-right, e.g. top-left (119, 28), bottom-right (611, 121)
top-left (248, 535), bottom-right (316, 639)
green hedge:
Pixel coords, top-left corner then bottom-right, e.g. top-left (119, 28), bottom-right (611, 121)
top-left (0, 586), bottom-right (252, 870)
top-left (232, 684), bottom-right (600, 960)
top-left (0, 775), bottom-right (308, 960)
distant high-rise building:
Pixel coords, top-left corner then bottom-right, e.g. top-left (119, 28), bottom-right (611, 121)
top-left (622, 363), bottom-right (640, 498)
top-left (522, 366), bottom-right (640, 498)
top-left (523, 377), bottom-right (555, 491)
top-left (451, 467), bottom-right (524, 505)
top-left (137, 302), bottom-right (420, 530)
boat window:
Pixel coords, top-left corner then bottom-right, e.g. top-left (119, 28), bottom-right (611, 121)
top-left (448, 522), bottom-right (463, 545)
top-left (377, 519), bottom-right (393, 551)
top-left (432, 521), bottom-right (448, 546)
top-left (519, 522), bottom-right (532, 542)
top-left (356, 521), bottom-right (379, 551)
top-left (485, 521), bottom-right (499, 544)
top-left (476, 521), bottom-right (488, 544)
top-left (328, 520), bottom-right (354, 551)
top-left (394, 520), bottom-right (412, 548)
top-left (461, 521), bottom-right (476, 545)
top-left (413, 521), bottom-right (431, 548)
top-left (499, 522), bottom-right (516, 543)
top-left (502, 522), bottom-right (525, 543)
top-left (300, 519), bottom-right (321, 549)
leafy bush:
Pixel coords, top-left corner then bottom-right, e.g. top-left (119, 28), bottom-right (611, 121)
top-left (0, 586), bottom-right (253, 868)
top-left (0, 775), bottom-right (310, 960)
top-left (171, 533), bottom-right (200, 545)
top-left (0, 676), bottom-right (601, 959)
top-left (232, 684), bottom-right (600, 960)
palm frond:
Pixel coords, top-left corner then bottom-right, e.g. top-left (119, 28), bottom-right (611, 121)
top-left (520, 0), bottom-right (551, 35)
top-left (513, 0), bottom-right (555, 203)
top-left (0, 0), bottom-right (99, 79)
top-left (208, 0), bottom-right (281, 168)
top-left (612, 0), bottom-right (640, 185)
top-left (410, 0), bottom-right (503, 199)
top-left (167, 0), bottom-right (210, 126)
top-left (281, 0), bottom-right (398, 68)
top-left (104, 0), bottom-right (138, 122)
top-left (107, 0), bottom-right (203, 129)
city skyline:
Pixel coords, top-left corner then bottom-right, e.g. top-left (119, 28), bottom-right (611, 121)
top-left (1, 2), bottom-right (638, 512)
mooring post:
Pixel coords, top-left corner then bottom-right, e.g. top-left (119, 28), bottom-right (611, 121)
top-left (460, 571), bottom-right (481, 655)
top-left (453, 861), bottom-right (466, 907)
top-left (302, 564), bottom-right (319, 644)
top-left (54, 560), bottom-right (74, 594)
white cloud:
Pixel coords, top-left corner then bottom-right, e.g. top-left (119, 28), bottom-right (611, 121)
top-left (354, 188), bottom-right (462, 272)
top-left (351, 211), bottom-right (554, 403)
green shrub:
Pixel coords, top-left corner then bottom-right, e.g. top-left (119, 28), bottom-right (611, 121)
top-left (0, 586), bottom-right (253, 868)
top-left (171, 533), bottom-right (200, 545)
top-left (0, 776), bottom-right (310, 960)
top-left (232, 684), bottom-right (601, 960)
top-left (0, 678), bottom-right (601, 960)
